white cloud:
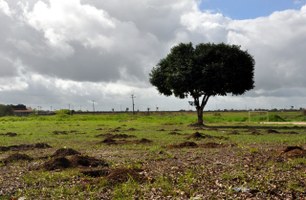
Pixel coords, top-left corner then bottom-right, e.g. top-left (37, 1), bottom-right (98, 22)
top-left (0, 0), bottom-right (305, 110)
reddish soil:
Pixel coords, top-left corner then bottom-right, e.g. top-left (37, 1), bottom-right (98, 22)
top-left (280, 146), bottom-right (306, 158)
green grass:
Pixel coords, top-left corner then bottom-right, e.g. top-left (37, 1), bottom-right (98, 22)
top-left (0, 111), bottom-right (305, 199)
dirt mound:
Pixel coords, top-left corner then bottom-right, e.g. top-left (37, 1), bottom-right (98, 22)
top-left (228, 130), bottom-right (240, 135)
top-left (127, 128), bottom-right (137, 131)
top-left (100, 138), bottom-right (152, 145)
top-left (172, 129), bottom-right (181, 131)
top-left (106, 168), bottom-right (145, 184)
top-left (248, 129), bottom-right (261, 135)
top-left (43, 155), bottom-right (109, 171)
top-left (136, 138), bottom-right (153, 144)
top-left (186, 132), bottom-right (228, 140)
top-left (2, 153), bottom-right (33, 164)
top-left (267, 129), bottom-right (280, 134)
top-left (200, 142), bottom-right (226, 148)
top-left (101, 138), bottom-right (118, 145)
top-left (169, 141), bottom-right (198, 148)
top-left (286, 131), bottom-right (299, 134)
top-left (43, 157), bottom-right (72, 170)
top-left (52, 130), bottom-right (68, 135)
top-left (280, 146), bottom-right (306, 158)
top-left (0, 143), bottom-right (51, 152)
top-left (186, 132), bottom-right (208, 139)
top-left (80, 168), bottom-right (110, 177)
top-left (0, 132), bottom-right (18, 137)
top-left (157, 129), bottom-right (166, 131)
top-left (52, 148), bottom-right (81, 157)
top-left (169, 131), bottom-right (181, 135)
top-left (96, 133), bottom-right (135, 139)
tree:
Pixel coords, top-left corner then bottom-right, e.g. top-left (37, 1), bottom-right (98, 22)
top-left (149, 42), bottom-right (255, 125)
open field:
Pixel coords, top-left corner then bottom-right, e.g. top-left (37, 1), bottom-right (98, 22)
top-left (0, 111), bottom-right (305, 199)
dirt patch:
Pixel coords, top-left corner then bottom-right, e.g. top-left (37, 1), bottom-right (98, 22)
top-left (157, 129), bottom-right (166, 131)
top-left (43, 155), bottom-right (109, 171)
top-left (106, 168), bottom-right (145, 184)
top-left (101, 138), bottom-right (118, 145)
top-left (0, 143), bottom-right (51, 152)
top-left (280, 146), bottom-right (306, 158)
top-left (248, 128), bottom-right (261, 135)
top-left (200, 142), bottom-right (227, 148)
top-left (169, 131), bottom-right (181, 135)
top-left (101, 138), bottom-right (152, 145)
top-left (285, 131), bottom-right (299, 134)
top-left (186, 132), bottom-right (228, 140)
top-left (52, 148), bottom-right (81, 157)
top-left (228, 130), bottom-right (240, 135)
top-left (96, 133), bottom-right (136, 139)
top-left (135, 138), bottom-right (153, 144)
top-left (169, 141), bottom-right (198, 148)
top-left (267, 129), bottom-right (280, 134)
top-left (0, 132), bottom-right (18, 137)
top-left (127, 128), bottom-right (137, 131)
top-left (2, 153), bottom-right (33, 164)
top-left (80, 168), bottom-right (110, 177)
top-left (52, 130), bottom-right (68, 135)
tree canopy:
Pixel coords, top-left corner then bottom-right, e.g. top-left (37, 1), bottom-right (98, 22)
top-left (150, 42), bottom-right (255, 125)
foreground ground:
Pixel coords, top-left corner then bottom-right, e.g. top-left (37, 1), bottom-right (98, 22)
top-left (0, 112), bottom-right (305, 199)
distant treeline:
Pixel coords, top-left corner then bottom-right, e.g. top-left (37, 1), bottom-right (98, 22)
top-left (0, 104), bottom-right (28, 116)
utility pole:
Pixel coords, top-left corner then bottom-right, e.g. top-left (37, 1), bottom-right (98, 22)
top-left (92, 100), bottom-right (95, 112)
top-left (131, 94), bottom-right (136, 115)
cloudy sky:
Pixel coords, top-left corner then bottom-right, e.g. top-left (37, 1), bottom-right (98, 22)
top-left (0, 0), bottom-right (306, 111)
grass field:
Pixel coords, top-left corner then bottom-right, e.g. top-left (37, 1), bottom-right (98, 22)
top-left (0, 111), bottom-right (305, 199)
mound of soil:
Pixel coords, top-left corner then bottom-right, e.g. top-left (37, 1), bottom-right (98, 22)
top-left (52, 130), bottom-right (68, 135)
top-left (2, 153), bottom-right (33, 164)
top-left (0, 143), bottom-right (51, 152)
top-left (80, 168), bottom-right (110, 177)
top-left (186, 132), bottom-right (208, 139)
top-left (267, 129), bottom-right (280, 134)
top-left (96, 133), bottom-right (135, 139)
top-left (169, 141), bottom-right (198, 148)
top-left (136, 138), bottom-right (153, 144)
top-left (186, 132), bottom-right (228, 140)
top-left (101, 138), bottom-right (118, 145)
top-left (172, 129), bottom-right (181, 131)
top-left (44, 157), bottom-right (71, 170)
top-left (0, 132), bottom-right (18, 137)
top-left (127, 128), bottom-right (137, 131)
top-left (286, 131), bottom-right (299, 135)
top-left (228, 130), bottom-right (240, 135)
top-left (100, 137), bottom-right (152, 145)
top-left (52, 148), bottom-right (81, 157)
top-left (248, 129), bottom-right (261, 135)
top-left (69, 155), bottom-right (109, 167)
top-left (169, 131), bottom-right (181, 135)
top-left (106, 168), bottom-right (145, 184)
top-left (281, 146), bottom-right (306, 158)
top-left (157, 129), bottom-right (166, 131)
top-left (43, 155), bottom-right (109, 171)
top-left (200, 142), bottom-right (226, 148)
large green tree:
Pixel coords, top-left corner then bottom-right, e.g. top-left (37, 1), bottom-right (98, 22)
top-left (150, 42), bottom-right (255, 125)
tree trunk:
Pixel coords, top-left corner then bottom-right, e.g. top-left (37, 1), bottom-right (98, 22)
top-left (196, 107), bottom-right (204, 126)
top-left (192, 94), bottom-right (210, 126)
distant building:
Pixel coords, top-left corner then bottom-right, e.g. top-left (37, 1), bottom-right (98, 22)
top-left (11, 104), bottom-right (33, 116)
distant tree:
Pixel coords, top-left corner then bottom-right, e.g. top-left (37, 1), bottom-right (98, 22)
top-left (150, 42), bottom-right (255, 125)
top-left (0, 104), bottom-right (14, 116)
